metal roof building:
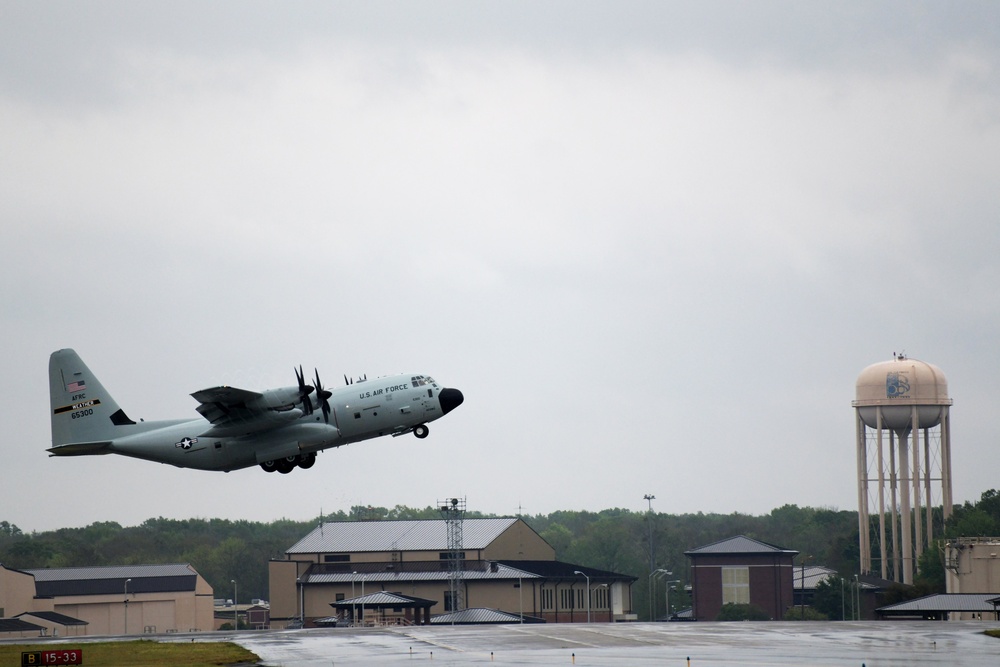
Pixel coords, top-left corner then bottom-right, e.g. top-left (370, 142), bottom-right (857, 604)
top-left (286, 518), bottom-right (522, 554)
top-left (28, 563), bottom-right (201, 597)
top-left (271, 518), bottom-right (637, 626)
top-left (685, 535), bottom-right (798, 621)
top-left (21, 563), bottom-right (214, 635)
top-left (876, 593), bottom-right (1000, 621)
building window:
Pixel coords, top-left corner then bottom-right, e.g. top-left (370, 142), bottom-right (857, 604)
top-left (560, 588), bottom-right (576, 609)
top-left (336, 593), bottom-right (345, 602)
top-left (722, 566), bottom-right (750, 605)
top-left (541, 588), bottom-right (554, 610)
top-left (444, 591), bottom-right (457, 611)
top-left (324, 554), bottom-right (350, 563)
top-left (439, 552), bottom-right (466, 560)
top-left (594, 586), bottom-right (608, 609)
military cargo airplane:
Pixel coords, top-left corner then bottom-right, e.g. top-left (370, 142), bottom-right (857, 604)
top-left (48, 349), bottom-right (463, 474)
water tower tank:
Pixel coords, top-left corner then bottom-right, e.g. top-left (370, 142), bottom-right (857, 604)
top-left (852, 354), bottom-right (953, 586)
top-left (855, 356), bottom-right (949, 431)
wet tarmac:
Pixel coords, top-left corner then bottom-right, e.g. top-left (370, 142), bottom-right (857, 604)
top-left (223, 621), bottom-right (1000, 666)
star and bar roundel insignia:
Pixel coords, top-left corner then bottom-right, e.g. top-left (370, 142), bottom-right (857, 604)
top-left (175, 437), bottom-right (199, 450)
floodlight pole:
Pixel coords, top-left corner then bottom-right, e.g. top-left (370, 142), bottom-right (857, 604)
top-left (231, 580), bottom-right (237, 630)
top-left (574, 571), bottom-right (591, 623)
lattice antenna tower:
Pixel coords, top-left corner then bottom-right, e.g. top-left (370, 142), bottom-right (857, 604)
top-left (438, 497), bottom-right (466, 613)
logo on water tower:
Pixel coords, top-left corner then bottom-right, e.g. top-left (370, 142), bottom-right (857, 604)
top-left (886, 372), bottom-right (911, 399)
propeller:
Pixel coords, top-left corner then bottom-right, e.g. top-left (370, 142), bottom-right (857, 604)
top-left (314, 368), bottom-right (333, 423)
top-left (294, 365), bottom-right (316, 415)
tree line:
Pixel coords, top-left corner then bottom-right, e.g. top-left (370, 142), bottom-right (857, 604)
top-left (2, 490), bottom-right (998, 620)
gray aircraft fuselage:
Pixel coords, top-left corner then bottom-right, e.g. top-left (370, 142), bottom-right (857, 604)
top-left (48, 349), bottom-right (464, 474)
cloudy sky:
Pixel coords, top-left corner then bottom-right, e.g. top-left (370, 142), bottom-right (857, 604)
top-left (3, 1), bottom-right (1000, 532)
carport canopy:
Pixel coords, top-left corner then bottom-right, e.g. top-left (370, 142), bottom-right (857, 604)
top-left (331, 591), bottom-right (437, 626)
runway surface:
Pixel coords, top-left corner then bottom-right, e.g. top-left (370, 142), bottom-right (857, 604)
top-left (221, 621), bottom-right (1000, 666)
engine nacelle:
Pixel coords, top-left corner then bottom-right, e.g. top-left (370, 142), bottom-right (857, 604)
top-left (254, 386), bottom-right (307, 412)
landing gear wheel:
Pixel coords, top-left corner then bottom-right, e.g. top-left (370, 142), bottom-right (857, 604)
top-left (298, 453), bottom-right (316, 469)
top-left (276, 457), bottom-right (297, 474)
top-left (260, 460), bottom-right (278, 473)
top-left (414, 424), bottom-right (429, 439)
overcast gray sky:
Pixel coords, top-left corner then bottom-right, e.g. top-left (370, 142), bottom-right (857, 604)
top-left (3, 1), bottom-right (1000, 532)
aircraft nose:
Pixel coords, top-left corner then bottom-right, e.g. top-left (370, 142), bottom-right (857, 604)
top-left (439, 388), bottom-right (464, 414)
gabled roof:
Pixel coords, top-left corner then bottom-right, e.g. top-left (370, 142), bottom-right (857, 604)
top-left (331, 592), bottom-right (437, 608)
top-left (26, 563), bottom-right (200, 597)
top-left (877, 593), bottom-right (1000, 615)
top-left (14, 611), bottom-right (88, 626)
top-left (793, 565), bottom-right (838, 590)
top-left (0, 618), bottom-right (44, 633)
top-left (431, 608), bottom-right (545, 624)
top-left (500, 560), bottom-right (637, 582)
top-left (287, 518), bottom-right (521, 554)
top-left (303, 559), bottom-right (635, 586)
top-left (305, 560), bottom-right (536, 585)
top-left (685, 535), bottom-right (798, 556)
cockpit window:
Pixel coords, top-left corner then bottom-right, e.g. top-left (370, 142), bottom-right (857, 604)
top-left (411, 375), bottom-right (437, 388)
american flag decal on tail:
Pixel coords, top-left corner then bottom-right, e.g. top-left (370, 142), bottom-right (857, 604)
top-left (67, 380), bottom-right (86, 392)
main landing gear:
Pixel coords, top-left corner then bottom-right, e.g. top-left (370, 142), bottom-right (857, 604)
top-left (260, 452), bottom-right (316, 474)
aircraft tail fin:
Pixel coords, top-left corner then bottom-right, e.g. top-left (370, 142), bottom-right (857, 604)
top-left (49, 349), bottom-right (135, 448)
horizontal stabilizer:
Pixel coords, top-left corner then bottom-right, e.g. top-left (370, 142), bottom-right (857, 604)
top-left (47, 441), bottom-right (113, 457)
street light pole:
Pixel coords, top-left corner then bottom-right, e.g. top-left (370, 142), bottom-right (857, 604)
top-left (853, 574), bottom-right (860, 621)
top-left (650, 569), bottom-right (671, 621)
top-left (231, 580), bottom-right (237, 630)
top-left (664, 580), bottom-right (680, 619)
top-left (351, 572), bottom-right (357, 626)
top-left (297, 576), bottom-right (304, 625)
top-left (643, 494), bottom-right (655, 621)
top-left (519, 574), bottom-right (523, 624)
top-left (574, 571), bottom-right (591, 623)
top-left (124, 578), bottom-right (131, 635)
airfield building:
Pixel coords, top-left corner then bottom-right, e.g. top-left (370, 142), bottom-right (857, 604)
top-left (269, 518), bottom-right (637, 626)
top-left (685, 535), bottom-right (797, 621)
top-left (0, 563), bottom-right (214, 636)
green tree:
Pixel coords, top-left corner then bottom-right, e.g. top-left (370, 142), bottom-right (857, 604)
top-left (0, 521), bottom-right (22, 537)
top-left (539, 523), bottom-right (573, 558)
top-left (782, 606), bottom-right (828, 620)
top-left (812, 575), bottom-right (852, 620)
top-left (716, 603), bottom-right (770, 621)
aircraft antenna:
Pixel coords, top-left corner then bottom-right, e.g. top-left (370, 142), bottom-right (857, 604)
top-left (438, 496), bottom-right (466, 617)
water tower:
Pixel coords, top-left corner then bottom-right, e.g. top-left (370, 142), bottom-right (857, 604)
top-left (853, 354), bottom-right (953, 584)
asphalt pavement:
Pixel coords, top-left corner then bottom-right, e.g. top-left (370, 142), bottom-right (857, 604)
top-left (223, 620), bottom-right (1000, 666)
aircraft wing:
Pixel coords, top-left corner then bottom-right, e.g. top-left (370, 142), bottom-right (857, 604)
top-left (191, 385), bottom-right (264, 425)
top-left (191, 385), bottom-right (297, 437)
top-left (190, 386), bottom-right (263, 406)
